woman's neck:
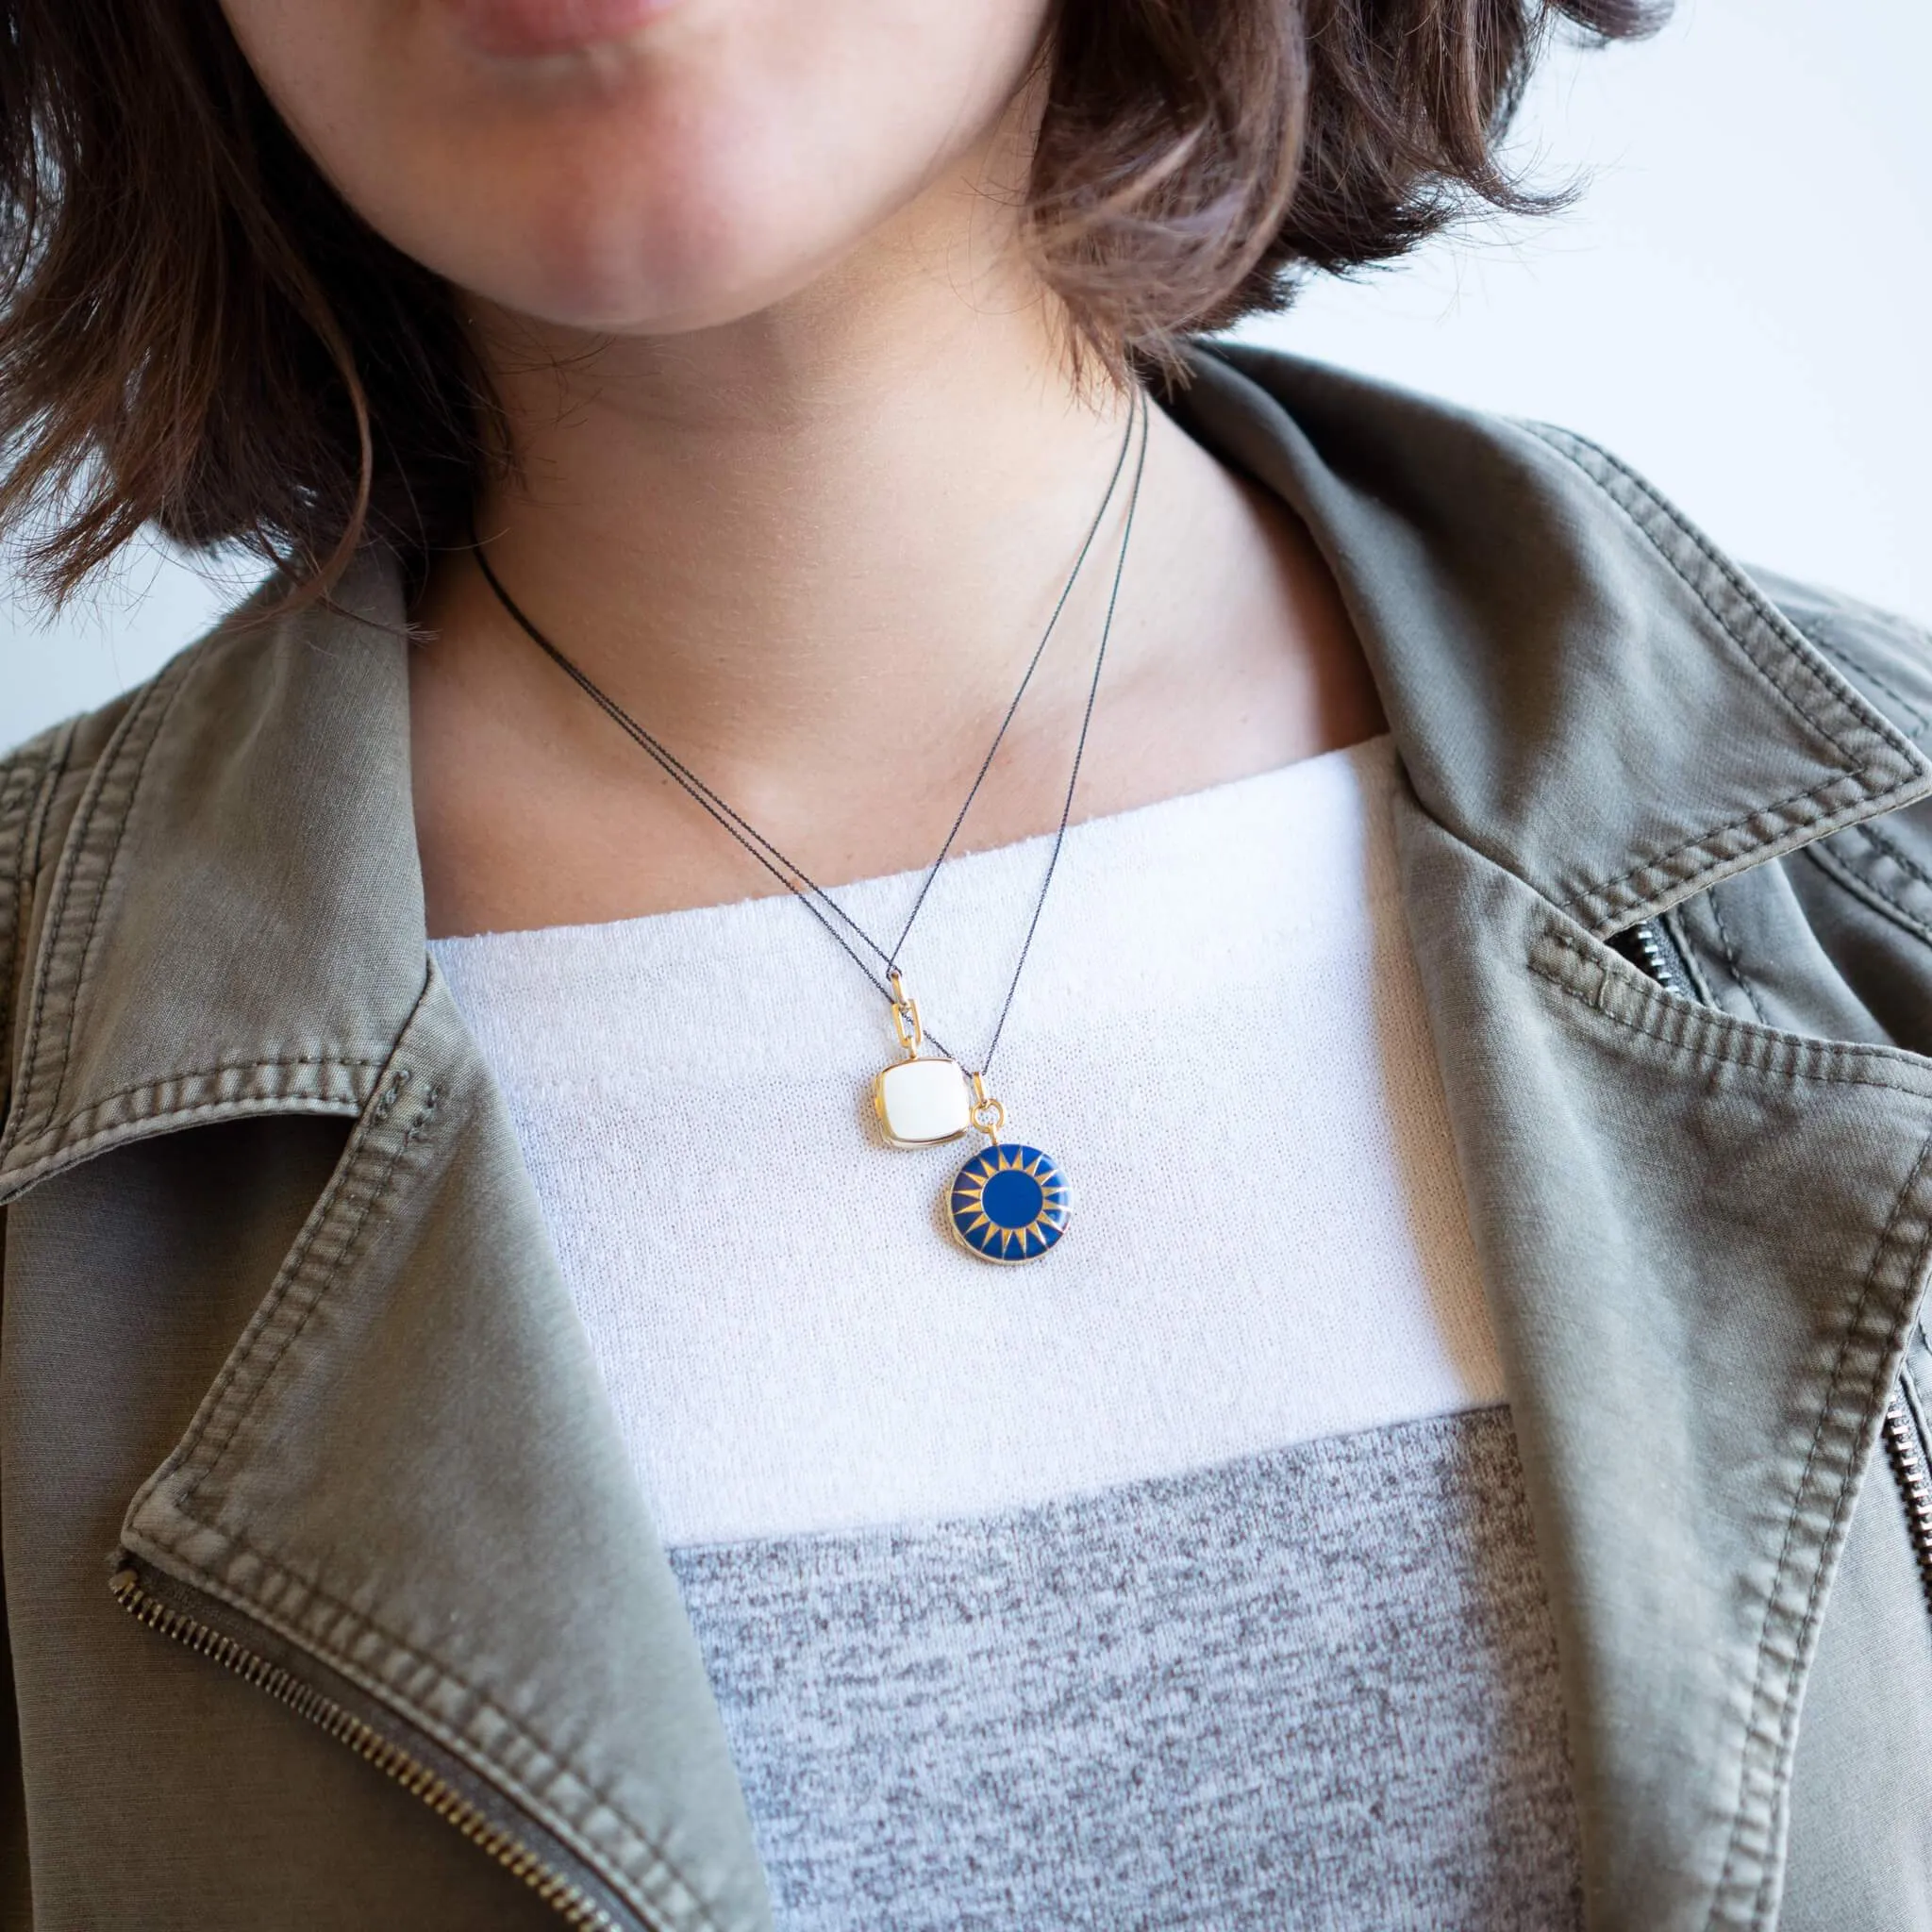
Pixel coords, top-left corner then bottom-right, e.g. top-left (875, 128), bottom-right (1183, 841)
top-left (450, 252), bottom-right (1138, 778)
top-left (409, 209), bottom-right (1382, 939)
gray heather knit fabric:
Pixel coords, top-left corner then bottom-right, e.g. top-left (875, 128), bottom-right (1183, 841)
top-left (667, 1407), bottom-right (1580, 1931)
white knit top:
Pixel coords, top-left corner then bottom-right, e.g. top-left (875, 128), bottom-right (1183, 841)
top-left (431, 735), bottom-right (1582, 1931)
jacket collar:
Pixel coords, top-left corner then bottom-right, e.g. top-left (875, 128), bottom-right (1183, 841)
top-left (4, 341), bottom-right (1925, 1199)
top-left (0, 551), bottom-right (427, 1195)
top-left (1167, 343), bottom-right (1931, 932)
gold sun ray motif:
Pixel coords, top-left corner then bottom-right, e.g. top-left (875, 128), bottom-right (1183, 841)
top-left (947, 1142), bottom-right (1070, 1264)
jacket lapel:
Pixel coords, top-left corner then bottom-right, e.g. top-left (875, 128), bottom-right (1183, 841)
top-left (1402, 809), bottom-right (1932, 1932)
top-left (0, 557), bottom-right (771, 1926)
top-left (118, 963), bottom-right (771, 1932)
top-left (1174, 347), bottom-right (1932, 1930)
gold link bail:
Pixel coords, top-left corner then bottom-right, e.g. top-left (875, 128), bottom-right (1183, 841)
top-left (888, 969), bottom-right (924, 1059)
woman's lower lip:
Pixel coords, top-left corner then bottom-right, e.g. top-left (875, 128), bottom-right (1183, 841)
top-left (443, 0), bottom-right (679, 59)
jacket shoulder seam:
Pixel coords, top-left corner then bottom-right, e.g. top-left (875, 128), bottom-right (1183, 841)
top-left (1804, 822), bottom-right (1932, 955)
top-left (1751, 567), bottom-right (1932, 749)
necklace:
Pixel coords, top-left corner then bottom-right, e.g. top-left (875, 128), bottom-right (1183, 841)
top-left (472, 391), bottom-right (1149, 1263)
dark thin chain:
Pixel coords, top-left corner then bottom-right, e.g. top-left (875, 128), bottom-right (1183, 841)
top-left (472, 390), bottom-right (1147, 1075)
top-left (478, 555), bottom-right (931, 1027)
top-left (981, 391), bottom-right (1148, 1075)
top-left (473, 405), bottom-right (1133, 980)
top-left (883, 402), bottom-right (1139, 972)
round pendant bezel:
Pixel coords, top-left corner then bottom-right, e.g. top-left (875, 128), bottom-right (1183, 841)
top-left (947, 1141), bottom-right (1070, 1264)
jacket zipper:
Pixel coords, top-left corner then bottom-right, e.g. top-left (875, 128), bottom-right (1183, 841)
top-left (1882, 1398), bottom-right (1932, 1615)
top-left (109, 1564), bottom-right (633, 1930)
top-left (1609, 916), bottom-right (1698, 1002)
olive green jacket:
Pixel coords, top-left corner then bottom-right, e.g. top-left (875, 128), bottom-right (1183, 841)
top-left (7, 342), bottom-right (1932, 1930)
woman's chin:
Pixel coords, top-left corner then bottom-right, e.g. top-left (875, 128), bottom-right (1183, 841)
top-left (456, 212), bottom-right (858, 342)
top-left (429, 148), bottom-right (910, 341)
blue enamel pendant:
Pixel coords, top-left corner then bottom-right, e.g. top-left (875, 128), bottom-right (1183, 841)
top-left (948, 1142), bottom-right (1070, 1264)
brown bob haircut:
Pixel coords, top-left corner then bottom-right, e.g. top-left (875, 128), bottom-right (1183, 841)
top-left (0, 0), bottom-right (1664, 603)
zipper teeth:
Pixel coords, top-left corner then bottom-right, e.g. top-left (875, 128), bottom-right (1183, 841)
top-left (1883, 1398), bottom-right (1932, 1613)
top-left (109, 1567), bottom-right (626, 1931)
top-left (1630, 920), bottom-right (1692, 1001)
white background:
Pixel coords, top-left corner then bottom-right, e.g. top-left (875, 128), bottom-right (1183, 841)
top-left (3, 0), bottom-right (1927, 749)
